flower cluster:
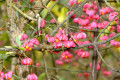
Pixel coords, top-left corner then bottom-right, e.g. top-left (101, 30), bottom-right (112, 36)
top-left (21, 34), bottom-right (39, 51)
top-left (60, 51), bottom-right (73, 59)
top-left (74, 49), bottom-right (89, 58)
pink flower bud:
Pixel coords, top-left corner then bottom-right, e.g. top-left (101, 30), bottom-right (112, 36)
top-left (30, 0), bottom-right (34, 3)
top-left (40, 19), bottom-right (45, 28)
top-left (103, 71), bottom-right (111, 77)
top-left (0, 71), bottom-right (5, 79)
top-left (66, 11), bottom-right (76, 18)
top-left (78, 73), bottom-right (82, 77)
top-left (55, 59), bottom-right (63, 65)
top-left (5, 71), bottom-right (13, 80)
top-left (47, 37), bottom-right (55, 42)
top-left (20, 34), bottom-right (28, 41)
top-left (27, 74), bottom-right (38, 80)
top-left (100, 36), bottom-right (108, 41)
top-left (22, 58), bottom-right (33, 65)
top-left (50, 18), bottom-right (55, 23)
top-left (109, 12), bottom-right (118, 21)
top-left (84, 72), bottom-right (89, 77)
top-left (73, 18), bottom-right (79, 23)
top-left (36, 63), bottom-right (40, 66)
top-left (68, 0), bottom-right (77, 6)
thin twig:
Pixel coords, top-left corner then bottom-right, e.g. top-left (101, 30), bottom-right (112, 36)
top-left (94, 14), bottom-right (119, 42)
top-left (11, 4), bottom-right (36, 21)
top-left (43, 52), bottom-right (50, 80)
top-left (43, 0), bottom-right (60, 19)
top-left (104, 0), bottom-right (120, 12)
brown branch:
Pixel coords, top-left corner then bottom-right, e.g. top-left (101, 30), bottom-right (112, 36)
top-left (1, 32), bottom-right (120, 52)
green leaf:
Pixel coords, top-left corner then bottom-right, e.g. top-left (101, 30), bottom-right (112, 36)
top-left (116, 0), bottom-right (120, 3)
top-left (13, 74), bottom-right (20, 79)
top-left (16, 35), bottom-right (21, 47)
top-left (18, 47), bottom-right (25, 50)
top-left (1, 54), bottom-right (9, 59)
top-left (38, 72), bottom-right (46, 80)
top-left (56, 75), bottom-right (65, 80)
top-left (4, 46), bottom-right (13, 48)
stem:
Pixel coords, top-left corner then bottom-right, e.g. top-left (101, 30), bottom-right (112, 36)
top-left (43, 52), bottom-right (50, 80)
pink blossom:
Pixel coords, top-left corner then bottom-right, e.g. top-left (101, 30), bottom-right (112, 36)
top-left (60, 51), bottom-right (73, 59)
top-left (50, 18), bottom-right (55, 23)
top-left (98, 21), bottom-right (108, 29)
top-left (20, 34), bottom-right (28, 41)
top-left (45, 35), bottom-right (49, 39)
top-left (30, 0), bottom-right (34, 3)
top-left (83, 3), bottom-right (89, 9)
top-left (30, 38), bottom-right (39, 45)
top-left (81, 51), bottom-right (89, 58)
top-left (110, 40), bottom-right (120, 47)
top-left (63, 41), bottom-right (76, 48)
top-left (77, 32), bottom-right (87, 39)
top-left (99, 7), bottom-right (112, 15)
top-left (83, 72), bottom-right (89, 77)
top-left (54, 41), bottom-right (62, 48)
top-left (5, 71), bottom-right (13, 80)
top-left (64, 59), bottom-right (72, 63)
top-left (117, 25), bottom-right (120, 32)
top-left (21, 40), bottom-right (33, 51)
top-left (22, 58), bottom-right (33, 65)
top-left (78, 73), bottom-right (82, 77)
top-left (100, 35), bottom-right (108, 40)
top-left (118, 61), bottom-right (120, 66)
top-left (83, 3), bottom-right (89, 12)
top-left (86, 10), bottom-right (95, 16)
top-left (109, 26), bottom-right (115, 31)
top-left (109, 32), bottom-right (115, 37)
top-left (90, 22), bottom-right (98, 28)
top-left (66, 11), bottom-right (76, 18)
top-left (27, 74), bottom-right (38, 80)
top-left (93, 15), bottom-right (99, 20)
top-left (55, 33), bottom-right (68, 41)
top-left (21, 38), bottom-right (39, 51)
top-left (47, 37), bottom-right (55, 42)
top-left (68, 0), bottom-right (77, 6)
top-left (79, 19), bottom-right (90, 26)
top-left (36, 63), bottom-right (40, 66)
top-left (73, 18), bottom-right (79, 23)
top-left (109, 12), bottom-right (118, 21)
top-left (103, 71), bottom-right (111, 77)
top-left (55, 59), bottom-right (63, 65)
top-left (0, 71), bottom-right (5, 79)
top-left (99, 8), bottom-right (106, 15)
top-left (81, 15), bottom-right (88, 19)
top-left (40, 19), bottom-right (45, 28)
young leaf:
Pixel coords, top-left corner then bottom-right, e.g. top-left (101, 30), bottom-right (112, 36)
top-left (13, 74), bottom-right (20, 79)
top-left (4, 46), bottom-right (13, 48)
top-left (116, 0), bottom-right (120, 4)
top-left (38, 73), bottom-right (46, 80)
top-left (16, 35), bottom-right (21, 47)
top-left (18, 47), bottom-right (25, 50)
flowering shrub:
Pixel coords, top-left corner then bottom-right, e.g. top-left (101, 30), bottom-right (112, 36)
top-left (1, 0), bottom-right (120, 80)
